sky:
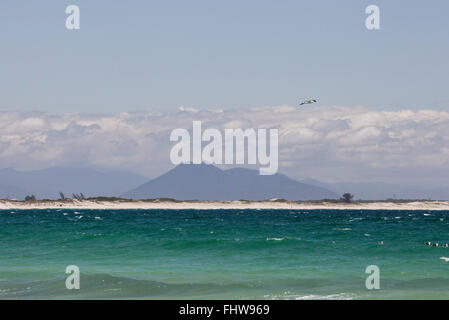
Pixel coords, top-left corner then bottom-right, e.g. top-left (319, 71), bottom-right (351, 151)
top-left (1, 0), bottom-right (448, 112)
top-left (1, 1), bottom-right (449, 189)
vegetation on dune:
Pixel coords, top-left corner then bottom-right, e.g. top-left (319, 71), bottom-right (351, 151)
top-left (86, 196), bottom-right (130, 201)
top-left (24, 195), bottom-right (36, 201)
top-left (340, 193), bottom-right (354, 203)
top-left (0, 194), bottom-right (444, 204)
top-left (141, 198), bottom-right (179, 203)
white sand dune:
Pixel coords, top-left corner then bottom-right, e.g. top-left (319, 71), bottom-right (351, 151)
top-left (1, 199), bottom-right (449, 210)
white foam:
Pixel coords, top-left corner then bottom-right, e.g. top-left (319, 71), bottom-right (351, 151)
top-left (295, 293), bottom-right (357, 300)
top-left (265, 292), bottom-right (358, 300)
top-left (267, 237), bottom-right (285, 241)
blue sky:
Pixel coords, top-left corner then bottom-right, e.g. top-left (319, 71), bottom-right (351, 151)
top-left (1, 0), bottom-right (448, 113)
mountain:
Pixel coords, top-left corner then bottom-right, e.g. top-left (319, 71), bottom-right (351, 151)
top-left (330, 182), bottom-right (449, 201)
top-left (298, 179), bottom-right (449, 201)
top-left (122, 163), bottom-right (338, 201)
top-left (0, 167), bottom-right (148, 200)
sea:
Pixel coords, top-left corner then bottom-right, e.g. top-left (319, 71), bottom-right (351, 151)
top-left (1, 209), bottom-right (449, 299)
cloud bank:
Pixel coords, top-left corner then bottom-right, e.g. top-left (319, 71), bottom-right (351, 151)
top-left (1, 105), bottom-right (449, 186)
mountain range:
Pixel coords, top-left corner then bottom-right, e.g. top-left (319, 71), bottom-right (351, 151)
top-left (0, 167), bottom-right (147, 200)
top-left (301, 180), bottom-right (449, 201)
top-left (0, 164), bottom-right (447, 201)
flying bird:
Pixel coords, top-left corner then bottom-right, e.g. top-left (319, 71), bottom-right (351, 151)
top-left (298, 98), bottom-right (318, 106)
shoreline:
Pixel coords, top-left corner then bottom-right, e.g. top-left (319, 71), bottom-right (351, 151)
top-left (1, 199), bottom-right (449, 210)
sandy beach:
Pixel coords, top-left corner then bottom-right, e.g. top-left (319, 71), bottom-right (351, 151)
top-left (1, 199), bottom-right (449, 210)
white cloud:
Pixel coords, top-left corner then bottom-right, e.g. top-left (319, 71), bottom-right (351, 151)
top-left (1, 106), bottom-right (449, 186)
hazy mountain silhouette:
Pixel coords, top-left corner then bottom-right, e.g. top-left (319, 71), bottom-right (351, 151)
top-left (298, 179), bottom-right (449, 200)
top-left (2, 164), bottom-right (444, 201)
top-left (0, 183), bottom-right (29, 201)
top-left (0, 167), bottom-right (148, 200)
top-left (122, 163), bottom-right (338, 201)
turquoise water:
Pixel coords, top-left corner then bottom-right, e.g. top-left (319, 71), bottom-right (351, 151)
top-left (1, 209), bottom-right (449, 299)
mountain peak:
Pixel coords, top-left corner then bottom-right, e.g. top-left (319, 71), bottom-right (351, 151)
top-left (122, 164), bottom-right (338, 201)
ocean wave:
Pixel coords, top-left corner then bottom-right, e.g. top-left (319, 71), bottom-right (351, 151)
top-left (0, 273), bottom-right (358, 300)
top-left (0, 274), bottom-right (221, 299)
top-left (266, 236), bottom-right (300, 242)
top-left (295, 293), bottom-right (358, 300)
top-left (0, 274), bottom-right (315, 299)
top-left (264, 292), bottom-right (358, 300)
